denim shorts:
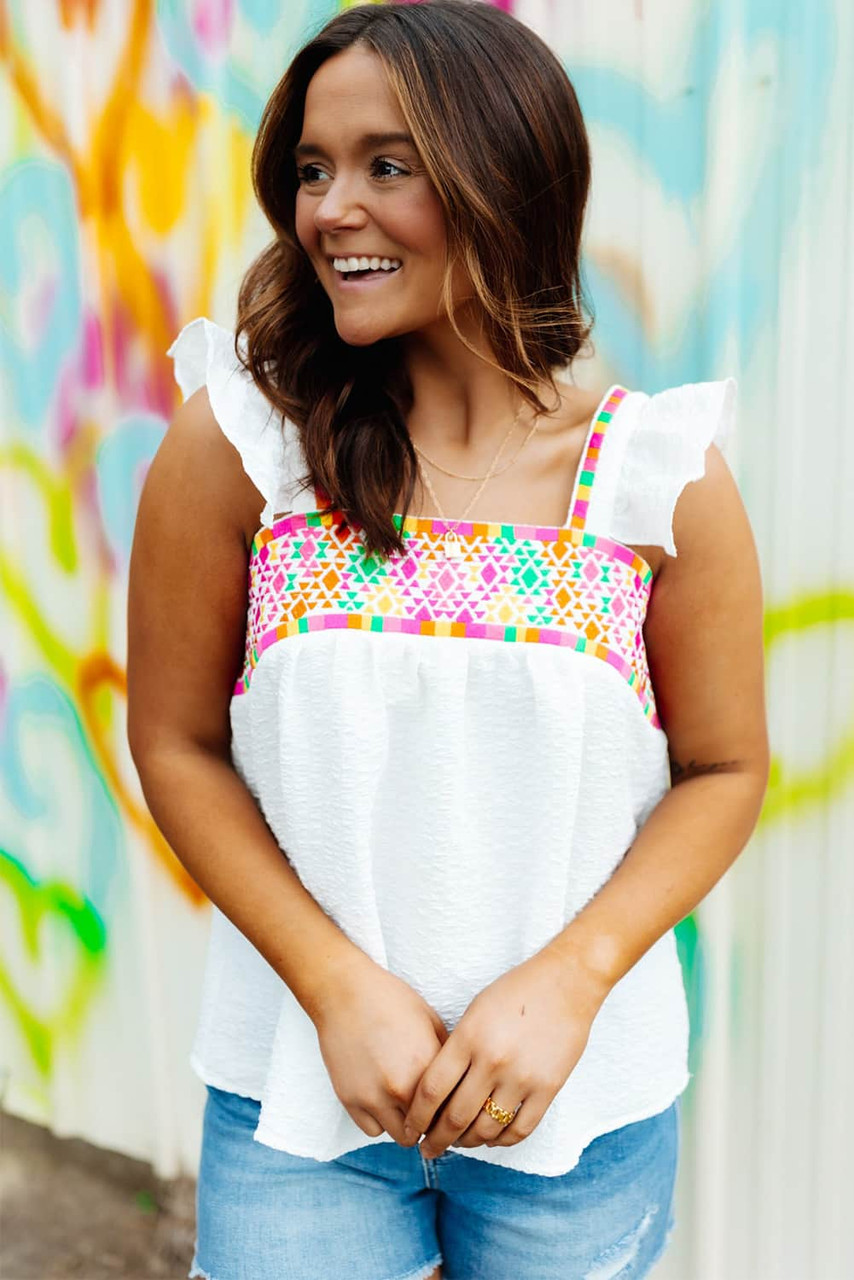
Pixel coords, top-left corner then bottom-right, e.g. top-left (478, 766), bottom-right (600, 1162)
top-left (189, 1083), bottom-right (680, 1280)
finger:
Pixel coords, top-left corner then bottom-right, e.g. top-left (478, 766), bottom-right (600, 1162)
top-left (349, 1105), bottom-right (384, 1138)
top-left (403, 1038), bottom-right (470, 1141)
top-left (486, 1090), bottom-right (547, 1147)
top-left (430, 1009), bottom-right (450, 1045)
top-left (376, 1104), bottom-right (409, 1146)
top-left (454, 1084), bottom-right (524, 1148)
top-left (419, 1070), bottom-right (498, 1159)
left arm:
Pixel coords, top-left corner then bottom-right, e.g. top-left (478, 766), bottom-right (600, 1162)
top-left (402, 443), bottom-right (770, 1157)
top-left (544, 440), bottom-right (770, 998)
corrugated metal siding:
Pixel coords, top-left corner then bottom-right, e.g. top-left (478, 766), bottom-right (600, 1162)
top-left (0, 3), bottom-right (850, 1275)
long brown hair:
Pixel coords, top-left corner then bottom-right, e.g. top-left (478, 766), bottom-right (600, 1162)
top-left (236, 0), bottom-right (594, 559)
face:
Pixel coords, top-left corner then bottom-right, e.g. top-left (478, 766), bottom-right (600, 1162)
top-left (293, 44), bottom-right (472, 347)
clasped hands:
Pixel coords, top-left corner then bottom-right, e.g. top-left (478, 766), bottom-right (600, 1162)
top-left (398, 947), bottom-right (608, 1160)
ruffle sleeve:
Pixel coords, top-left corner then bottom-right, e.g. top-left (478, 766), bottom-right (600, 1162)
top-left (609, 377), bottom-right (738, 557)
top-left (166, 316), bottom-right (310, 528)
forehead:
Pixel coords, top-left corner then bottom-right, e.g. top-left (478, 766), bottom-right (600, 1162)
top-left (300, 45), bottom-right (405, 139)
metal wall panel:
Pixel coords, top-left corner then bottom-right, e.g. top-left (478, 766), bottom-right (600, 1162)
top-left (1, 3), bottom-right (850, 1275)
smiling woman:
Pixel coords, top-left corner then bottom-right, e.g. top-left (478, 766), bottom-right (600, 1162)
top-left (128, 4), bottom-right (768, 1280)
top-left (290, 53), bottom-right (466, 351)
top-left (235, 0), bottom-right (596, 559)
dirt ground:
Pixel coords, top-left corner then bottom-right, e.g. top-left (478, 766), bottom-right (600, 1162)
top-left (0, 1107), bottom-right (197, 1279)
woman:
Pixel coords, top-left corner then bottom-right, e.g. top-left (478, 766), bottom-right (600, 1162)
top-left (127, 3), bottom-right (769, 1277)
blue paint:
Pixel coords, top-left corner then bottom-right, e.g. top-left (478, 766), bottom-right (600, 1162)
top-left (0, 161), bottom-right (82, 433)
top-left (568, 0), bottom-right (836, 392)
top-left (0, 676), bottom-right (125, 915)
top-left (156, 0), bottom-right (343, 132)
top-left (96, 414), bottom-right (167, 568)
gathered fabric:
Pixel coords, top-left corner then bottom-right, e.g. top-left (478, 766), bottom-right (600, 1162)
top-left (167, 316), bottom-right (736, 1177)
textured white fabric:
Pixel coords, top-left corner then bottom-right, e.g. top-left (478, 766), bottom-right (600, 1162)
top-left (165, 316), bottom-right (314, 527)
top-left (167, 317), bottom-right (737, 1176)
top-left (589, 378), bottom-right (737, 556)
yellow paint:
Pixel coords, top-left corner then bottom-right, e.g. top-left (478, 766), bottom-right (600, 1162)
top-left (760, 590), bottom-right (854, 823)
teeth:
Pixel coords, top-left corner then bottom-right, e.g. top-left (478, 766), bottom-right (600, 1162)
top-left (332, 256), bottom-right (402, 274)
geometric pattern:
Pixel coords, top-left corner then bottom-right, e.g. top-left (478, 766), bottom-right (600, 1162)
top-left (234, 386), bottom-right (662, 728)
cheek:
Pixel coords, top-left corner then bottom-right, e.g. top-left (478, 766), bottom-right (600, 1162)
top-left (391, 186), bottom-right (447, 255)
top-left (294, 195), bottom-right (316, 250)
top-left (416, 221), bottom-right (446, 261)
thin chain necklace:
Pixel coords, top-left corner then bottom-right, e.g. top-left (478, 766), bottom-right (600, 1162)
top-left (415, 406), bottom-right (540, 558)
top-left (413, 404), bottom-right (534, 481)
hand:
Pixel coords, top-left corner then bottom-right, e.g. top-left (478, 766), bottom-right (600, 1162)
top-left (401, 948), bottom-right (609, 1159)
top-left (313, 953), bottom-right (449, 1148)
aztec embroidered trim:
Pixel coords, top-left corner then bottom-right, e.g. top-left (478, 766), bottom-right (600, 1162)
top-left (568, 385), bottom-right (616, 530)
top-left (233, 389), bottom-right (660, 726)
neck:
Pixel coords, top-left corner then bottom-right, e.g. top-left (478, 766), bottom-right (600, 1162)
top-left (400, 309), bottom-right (549, 453)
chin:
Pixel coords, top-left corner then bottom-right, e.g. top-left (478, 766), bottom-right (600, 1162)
top-left (335, 317), bottom-right (409, 347)
top-left (336, 327), bottom-right (387, 348)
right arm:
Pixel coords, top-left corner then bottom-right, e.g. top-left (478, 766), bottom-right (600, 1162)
top-left (127, 387), bottom-right (355, 1022)
top-left (126, 387), bottom-right (446, 1141)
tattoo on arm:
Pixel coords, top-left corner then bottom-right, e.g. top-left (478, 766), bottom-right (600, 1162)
top-left (669, 757), bottom-right (741, 785)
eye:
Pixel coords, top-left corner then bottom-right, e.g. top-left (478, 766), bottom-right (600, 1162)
top-left (370, 157), bottom-right (408, 180)
top-left (296, 156), bottom-right (410, 186)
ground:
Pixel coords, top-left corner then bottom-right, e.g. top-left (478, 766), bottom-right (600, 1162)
top-left (1, 1107), bottom-right (196, 1279)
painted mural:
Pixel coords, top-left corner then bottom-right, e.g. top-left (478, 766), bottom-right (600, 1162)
top-left (1, 2), bottom-right (851, 1275)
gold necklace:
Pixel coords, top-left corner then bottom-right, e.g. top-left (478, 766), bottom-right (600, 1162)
top-left (416, 408), bottom-right (540, 558)
top-left (412, 402), bottom-right (528, 480)
top-left (413, 422), bottom-right (540, 480)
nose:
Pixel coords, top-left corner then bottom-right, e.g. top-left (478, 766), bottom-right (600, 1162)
top-left (313, 175), bottom-right (369, 234)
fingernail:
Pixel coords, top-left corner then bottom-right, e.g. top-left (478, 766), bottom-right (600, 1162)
top-left (420, 1143), bottom-right (434, 1159)
top-left (403, 1124), bottom-right (413, 1141)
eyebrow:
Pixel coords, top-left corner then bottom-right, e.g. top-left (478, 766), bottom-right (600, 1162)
top-left (292, 131), bottom-right (416, 159)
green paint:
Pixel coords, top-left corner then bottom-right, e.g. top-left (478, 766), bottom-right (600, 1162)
top-left (133, 1190), bottom-right (158, 1214)
top-left (675, 913), bottom-right (705, 1076)
top-left (0, 849), bottom-right (107, 1076)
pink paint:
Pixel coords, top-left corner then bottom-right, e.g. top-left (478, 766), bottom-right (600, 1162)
top-left (81, 312), bottom-right (104, 389)
top-left (27, 272), bottom-right (59, 345)
top-left (396, 0), bottom-right (515, 5)
top-left (55, 361), bottom-right (78, 451)
top-left (111, 301), bottom-right (156, 410)
top-left (192, 0), bottom-right (235, 58)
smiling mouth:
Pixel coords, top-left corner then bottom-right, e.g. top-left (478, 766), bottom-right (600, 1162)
top-left (327, 254), bottom-right (403, 279)
top-left (334, 265), bottom-right (403, 285)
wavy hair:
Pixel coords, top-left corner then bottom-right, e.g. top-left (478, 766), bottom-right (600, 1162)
top-left (236, 0), bottom-right (594, 559)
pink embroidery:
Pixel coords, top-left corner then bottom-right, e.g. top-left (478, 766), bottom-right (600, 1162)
top-left (233, 385), bottom-right (661, 728)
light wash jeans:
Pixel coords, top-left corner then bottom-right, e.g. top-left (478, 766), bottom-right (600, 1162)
top-left (190, 1083), bottom-right (680, 1280)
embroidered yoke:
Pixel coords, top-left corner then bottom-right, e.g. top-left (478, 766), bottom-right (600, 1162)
top-left (239, 386), bottom-right (658, 725)
top-left (166, 316), bottom-right (737, 1178)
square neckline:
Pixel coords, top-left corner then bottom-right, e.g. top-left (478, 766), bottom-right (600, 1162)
top-left (312, 381), bottom-right (625, 534)
top-left (253, 383), bottom-right (653, 577)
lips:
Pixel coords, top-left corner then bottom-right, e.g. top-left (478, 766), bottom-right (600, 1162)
top-left (331, 261), bottom-right (403, 289)
top-left (336, 269), bottom-right (401, 289)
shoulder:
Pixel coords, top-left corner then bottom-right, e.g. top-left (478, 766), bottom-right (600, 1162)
top-left (641, 430), bottom-right (767, 775)
top-left (601, 376), bottom-right (738, 574)
top-left (166, 316), bottom-right (308, 548)
top-left (157, 384), bottom-right (264, 553)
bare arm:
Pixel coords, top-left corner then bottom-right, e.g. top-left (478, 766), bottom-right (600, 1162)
top-left (543, 442), bottom-right (770, 992)
top-left (126, 387), bottom-right (362, 1022)
top-left (400, 442), bottom-right (771, 1159)
top-left (127, 387), bottom-right (448, 1142)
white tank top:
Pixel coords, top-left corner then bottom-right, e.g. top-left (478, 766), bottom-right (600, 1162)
top-left (167, 315), bottom-right (737, 1176)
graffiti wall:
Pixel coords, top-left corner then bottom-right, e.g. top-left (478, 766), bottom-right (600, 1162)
top-left (1, 2), bottom-right (851, 1276)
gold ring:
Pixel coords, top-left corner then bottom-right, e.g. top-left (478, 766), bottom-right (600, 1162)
top-left (481, 1095), bottom-right (518, 1127)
